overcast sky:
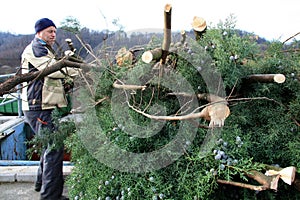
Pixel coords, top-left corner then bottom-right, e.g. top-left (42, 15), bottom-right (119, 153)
top-left (1, 0), bottom-right (299, 42)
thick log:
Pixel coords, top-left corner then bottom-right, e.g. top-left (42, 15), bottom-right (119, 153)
top-left (245, 74), bottom-right (286, 84)
top-left (246, 170), bottom-right (274, 189)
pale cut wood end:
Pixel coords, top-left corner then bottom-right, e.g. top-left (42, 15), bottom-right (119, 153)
top-left (274, 74), bottom-right (286, 83)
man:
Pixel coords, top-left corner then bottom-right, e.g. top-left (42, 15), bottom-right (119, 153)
top-left (21, 18), bottom-right (79, 200)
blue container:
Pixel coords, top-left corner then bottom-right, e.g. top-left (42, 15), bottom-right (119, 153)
top-left (0, 117), bottom-right (27, 160)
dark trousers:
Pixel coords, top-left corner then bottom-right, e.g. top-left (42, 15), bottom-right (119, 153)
top-left (24, 110), bottom-right (64, 200)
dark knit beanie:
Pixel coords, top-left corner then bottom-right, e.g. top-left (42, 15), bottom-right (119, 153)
top-left (34, 18), bottom-right (56, 33)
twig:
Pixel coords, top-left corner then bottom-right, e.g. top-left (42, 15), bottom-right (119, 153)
top-left (94, 96), bottom-right (109, 106)
top-left (78, 69), bottom-right (95, 98)
top-left (283, 32), bottom-right (300, 44)
top-left (143, 87), bottom-right (155, 112)
top-left (112, 80), bottom-right (147, 90)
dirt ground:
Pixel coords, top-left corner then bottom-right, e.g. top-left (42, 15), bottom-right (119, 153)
top-left (0, 182), bottom-right (69, 200)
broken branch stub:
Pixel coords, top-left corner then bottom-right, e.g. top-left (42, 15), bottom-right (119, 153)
top-left (197, 93), bottom-right (230, 127)
top-left (191, 16), bottom-right (207, 41)
top-left (142, 48), bottom-right (162, 63)
top-left (265, 166), bottom-right (296, 185)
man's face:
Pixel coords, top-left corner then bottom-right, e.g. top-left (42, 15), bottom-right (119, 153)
top-left (37, 26), bottom-right (56, 46)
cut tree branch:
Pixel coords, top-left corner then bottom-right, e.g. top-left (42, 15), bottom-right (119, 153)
top-left (217, 170), bottom-right (279, 191)
top-left (142, 48), bottom-right (162, 64)
top-left (160, 4), bottom-right (172, 65)
top-left (124, 91), bottom-right (230, 128)
top-left (244, 74), bottom-right (286, 84)
top-left (217, 166), bottom-right (298, 192)
top-left (217, 179), bottom-right (267, 191)
top-left (142, 30), bottom-right (186, 64)
top-left (0, 58), bottom-right (92, 96)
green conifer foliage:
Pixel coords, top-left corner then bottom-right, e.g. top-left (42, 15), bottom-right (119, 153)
top-left (66, 17), bottom-right (300, 200)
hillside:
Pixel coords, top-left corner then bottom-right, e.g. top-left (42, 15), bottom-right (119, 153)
top-left (0, 28), bottom-right (267, 74)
